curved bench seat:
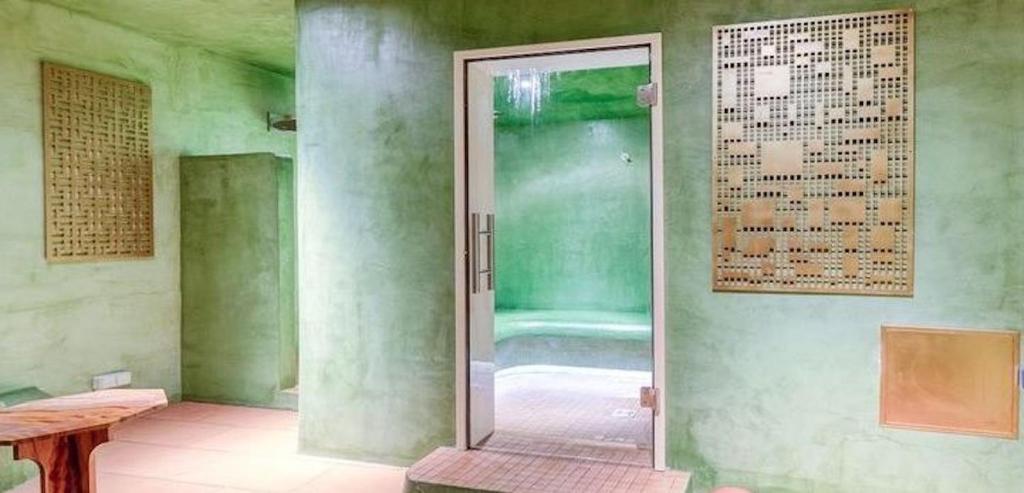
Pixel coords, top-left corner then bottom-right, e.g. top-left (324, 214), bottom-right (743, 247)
top-left (495, 310), bottom-right (652, 371)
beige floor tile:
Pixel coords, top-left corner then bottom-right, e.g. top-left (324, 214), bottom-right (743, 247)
top-left (96, 441), bottom-right (218, 478)
top-left (4, 391), bottom-right (678, 493)
top-left (2, 403), bottom-right (399, 493)
top-left (483, 365), bottom-right (653, 466)
top-left (291, 463), bottom-right (407, 493)
top-left (408, 447), bottom-right (689, 493)
top-left (97, 473), bottom-right (246, 492)
top-left (145, 401), bottom-right (226, 423)
top-left (200, 454), bottom-right (331, 492)
top-left (193, 405), bottom-right (298, 431)
top-left (5, 473), bottom-right (249, 493)
top-left (189, 427), bottom-right (299, 456)
top-left (96, 441), bottom-right (328, 492)
top-left (111, 416), bottom-right (235, 447)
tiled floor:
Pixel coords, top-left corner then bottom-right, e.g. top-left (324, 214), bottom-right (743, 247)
top-left (484, 365), bottom-right (652, 466)
top-left (407, 447), bottom-right (689, 493)
top-left (6, 372), bottom-right (665, 493)
top-left (6, 402), bottom-right (406, 493)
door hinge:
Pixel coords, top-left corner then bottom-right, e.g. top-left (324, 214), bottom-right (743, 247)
top-left (636, 82), bottom-right (658, 108)
top-left (640, 386), bottom-right (660, 416)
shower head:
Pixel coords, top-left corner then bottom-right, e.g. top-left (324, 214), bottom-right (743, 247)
top-left (267, 112), bottom-right (297, 132)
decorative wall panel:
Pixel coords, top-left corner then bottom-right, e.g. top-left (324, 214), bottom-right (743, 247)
top-left (42, 62), bottom-right (153, 262)
top-left (712, 10), bottom-right (914, 295)
top-left (881, 326), bottom-right (1019, 438)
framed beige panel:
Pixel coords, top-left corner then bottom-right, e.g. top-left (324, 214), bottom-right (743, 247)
top-left (42, 62), bottom-right (154, 262)
top-left (881, 326), bottom-right (1020, 439)
top-left (712, 9), bottom-right (914, 295)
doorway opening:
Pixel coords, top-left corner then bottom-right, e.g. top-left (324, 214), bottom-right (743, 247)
top-left (454, 35), bottom-right (666, 470)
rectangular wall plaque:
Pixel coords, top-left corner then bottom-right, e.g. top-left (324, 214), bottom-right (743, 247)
top-left (42, 62), bottom-right (154, 262)
top-left (712, 10), bottom-right (914, 295)
top-left (881, 326), bottom-right (1019, 439)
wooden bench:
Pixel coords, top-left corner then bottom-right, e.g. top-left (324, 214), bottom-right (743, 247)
top-left (0, 389), bottom-right (167, 493)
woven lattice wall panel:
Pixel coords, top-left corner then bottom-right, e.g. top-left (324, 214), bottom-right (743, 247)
top-left (42, 62), bottom-right (154, 262)
top-left (712, 9), bottom-right (914, 295)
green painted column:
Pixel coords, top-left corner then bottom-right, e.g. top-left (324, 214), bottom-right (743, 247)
top-left (296, 0), bottom-right (463, 465)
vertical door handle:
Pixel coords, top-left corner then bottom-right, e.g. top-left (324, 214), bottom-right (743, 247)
top-left (470, 213), bottom-right (479, 294)
top-left (486, 214), bottom-right (494, 291)
top-left (470, 212), bottom-right (494, 294)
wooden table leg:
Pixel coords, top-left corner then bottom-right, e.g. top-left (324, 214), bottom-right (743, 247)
top-left (13, 428), bottom-right (109, 493)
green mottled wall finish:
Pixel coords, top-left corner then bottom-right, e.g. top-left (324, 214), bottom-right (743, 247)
top-left (278, 158), bottom-right (299, 391)
top-left (0, 0), bottom-right (294, 489)
top-left (36, 0), bottom-right (295, 74)
top-left (297, 0), bottom-right (1023, 490)
top-left (494, 66), bottom-right (652, 313)
top-left (493, 66), bottom-right (650, 126)
top-left (180, 154), bottom-right (297, 408)
top-left (296, 0), bottom-right (461, 465)
top-left (495, 117), bottom-right (652, 313)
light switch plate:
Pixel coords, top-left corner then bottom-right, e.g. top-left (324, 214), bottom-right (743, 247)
top-left (92, 370), bottom-right (132, 390)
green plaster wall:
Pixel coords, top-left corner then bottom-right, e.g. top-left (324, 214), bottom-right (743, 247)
top-left (0, 0), bottom-right (295, 489)
top-left (494, 116), bottom-right (652, 313)
top-left (278, 158), bottom-right (299, 391)
top-left (493, 66), bottom-right (653, 371)
top-left (493, 66), bottom-right (650, 126)
top-left (36, 0), bottom-right (295, 74)
top-left (180, 154), bottom-right (297, 408)
top-left (297, 0), bottom-right (1023, 491)
top-left (296, 1), bottom-right (461, 465)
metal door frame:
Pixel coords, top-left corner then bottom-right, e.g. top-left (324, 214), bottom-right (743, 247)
top-left (453, 33), bottom-right (667, 471)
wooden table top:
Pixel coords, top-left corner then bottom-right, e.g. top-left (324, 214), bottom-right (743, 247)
top-left (0, 389), bottom-right (167, 444)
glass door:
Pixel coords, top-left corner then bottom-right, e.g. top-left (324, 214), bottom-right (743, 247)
top-left (465, 46), bottom-right (655, 467)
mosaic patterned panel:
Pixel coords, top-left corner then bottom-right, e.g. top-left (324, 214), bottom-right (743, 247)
top-left (712, 9), bottom-right (914, 295)
top-left (42, 62), bottom-right (153, 262)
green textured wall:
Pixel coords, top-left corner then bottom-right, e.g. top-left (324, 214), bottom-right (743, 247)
top-left (36, 0), bottom-right (295, 74)
top-left (0, 0), bottom-right (294, 489)
top-left (180, 154), bottom-right (297, 407)
top-left (494, 116), bottom-right (652, 312)
top-left (278, 158), bottom-right (299, 391)
top-left (297, 0), bottom-right (1023, 491)
top-left (296, 0), bottom-right (461, 465)
top-left (494, 66), bottom-right (649, 126)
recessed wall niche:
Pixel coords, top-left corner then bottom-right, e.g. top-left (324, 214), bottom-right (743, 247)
top-left (42, 62), bottom-right (154, 262)
top-left (711, 9), bottom-right (914, 295)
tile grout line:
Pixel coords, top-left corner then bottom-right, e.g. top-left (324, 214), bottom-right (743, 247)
top-left (101, 471), bottom-right (264, 493)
